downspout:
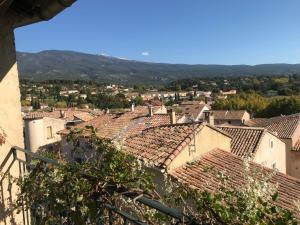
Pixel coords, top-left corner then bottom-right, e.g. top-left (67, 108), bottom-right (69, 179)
top-left (13, 0), bottom-right (77, 28)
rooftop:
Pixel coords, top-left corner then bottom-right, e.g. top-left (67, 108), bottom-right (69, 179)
top-left (210, 110), bottom-right (248, 120)
top-left (23, 108), bottom-right (97, 122)
top-left (178, 104), bottom-right (209, 121)
top-left (246, 114), bottom-right (300, 139)
top-left (124, 123), bottom-right (204, 169)
top-left (217, 126), bottom-right (269, 158)
top-left (59, 106), bottom-right (171, 140)
top-left (171, 149), bottom-right (300, 221)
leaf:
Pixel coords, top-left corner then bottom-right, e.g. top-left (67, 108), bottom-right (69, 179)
top-left (272, 192), bottom-right (279, 201)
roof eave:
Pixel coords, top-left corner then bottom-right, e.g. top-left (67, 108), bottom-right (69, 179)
top-left (13, 0), bottom-right (76, 28)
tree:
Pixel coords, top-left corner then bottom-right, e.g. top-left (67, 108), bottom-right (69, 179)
top-left (21, 100), bottom-right (31, 106)
top-left (54, 101), bottom-right (67, 108)
top-left (133, 96), bottom-right (144, 106)
top-left (31, 99), bottom-right (40, 110)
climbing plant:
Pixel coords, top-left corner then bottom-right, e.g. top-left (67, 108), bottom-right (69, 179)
top-left (14, 126), bottom-right (298, 224)
top-left (163, 159), bottom-right (298, 225)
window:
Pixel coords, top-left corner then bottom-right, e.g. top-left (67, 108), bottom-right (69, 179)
top-left (269, 139), bottom-right (274, 151)
top-left (46, 126), bottom-right (53, 139)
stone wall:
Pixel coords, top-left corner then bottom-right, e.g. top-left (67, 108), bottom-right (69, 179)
top-left (0, 15), bottom-right (27, 225)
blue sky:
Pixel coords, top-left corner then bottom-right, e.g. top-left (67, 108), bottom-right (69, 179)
top-left (15, 0), bottom-right (300, 65)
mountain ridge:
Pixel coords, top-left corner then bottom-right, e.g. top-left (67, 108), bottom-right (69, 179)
top-left (17, 50), bottom-right (300, 85)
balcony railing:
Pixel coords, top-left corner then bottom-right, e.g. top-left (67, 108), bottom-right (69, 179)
top-left (0, 147), bottom-right (200, 225)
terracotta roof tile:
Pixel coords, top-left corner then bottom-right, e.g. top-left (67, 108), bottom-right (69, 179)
top-left (211, 110), bottom-right (247, 120)
top-left (178, 104), bottom-right (209, 121)
top-left (23, 109), bottom-right (97, 122)
top-left (171, 149), bottom-right (300, 221)
top-left (246, 114), bottom-right (300, 139)
top-left (59, 107), bottom-right (171, 140)
top-left (217, 126), bottom-right (266, 158)
top-left (124, 123), bottom-right (204, 169)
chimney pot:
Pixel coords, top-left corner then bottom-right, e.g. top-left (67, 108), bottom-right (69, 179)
top-left (168, 109), bottom-right (176, 124)
top-left (148, 105), bottom-right (154, 116)
top-left (60, 110), bottom-right (66, 119)
top-left (204, 111), bottom-right (214, 126)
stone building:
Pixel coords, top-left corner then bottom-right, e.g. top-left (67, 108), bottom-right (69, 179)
top-left (0, 1), bottom-right (76, 224)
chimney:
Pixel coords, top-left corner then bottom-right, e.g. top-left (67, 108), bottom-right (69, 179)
top-left (148, 105), bottom-right (154, 117)
top-left (60, 110), bottom-right (66, 119)
top-left (168, 109), bottom-right (176, 124)
top-left (131, 103), bottom-right (135, 112)
top-left (106, 108), bottom-right (110, 114)
top-left (204, 111), bottom-right (214, 126)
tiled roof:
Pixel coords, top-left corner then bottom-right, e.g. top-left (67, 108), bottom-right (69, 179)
top-left (247, 114), bottom-right (300, 139)
top-left (59, 107), bottom-right (171, 140)
top-left (126, 114), bottom-right (171, 137)
top-left (73, 113), bottom-right (95, 122)
top-left (217, 126), bottom-right (266, 158)
top-left (245, 118), bottom-right (270, 127)
top-left (211, 110), bottom-right (247, 120)
top-left (124, 123), bottom-right (204, 169)
top-left (23, 108), bottom-right (98, 122)
top-left (171, 149), bottom-right (300, 221)
top-left (179, 104), bottom-right (209, 121)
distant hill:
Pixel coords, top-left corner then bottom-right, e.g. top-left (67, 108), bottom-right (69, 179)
top-left (17, 50), bottom-right (300, 85)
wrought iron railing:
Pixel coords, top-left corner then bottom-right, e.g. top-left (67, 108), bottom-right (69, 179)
top-left (0, 147), bottom-right (199, 225)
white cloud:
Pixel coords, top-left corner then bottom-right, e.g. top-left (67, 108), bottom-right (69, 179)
top-left (142, 52), bottom-right (150, 56)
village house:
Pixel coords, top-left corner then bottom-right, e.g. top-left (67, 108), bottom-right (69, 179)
top-left (79, 94), bottom-right (88, 99)
top-left (246, 114), bottom-right (300, 178)
top-left (124, 123), bottom-right (232, 193)
top-left (171, 149), bottom-right (300, 222)
top-left (207, 110), bottom-right (250, 125)
top-left (24, 108), bottom-right (97, 152)
top-left (59, 105), bottom-right (170, 141)
top-left (177, 102), bottom-right (210, 122)
top-left (220, 89), bottom-right (237, 95)
top-left (40, 103), bottom-right (49, 110)
top-left (195, 90), bottom-right (212, 98)
top-left (217, 125), bottom-right (286, 173)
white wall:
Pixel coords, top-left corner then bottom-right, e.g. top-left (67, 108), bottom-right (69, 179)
top-left (24, 117), bottom-right (65, 152)
top-left (253, 133), bottom-right (286, 174)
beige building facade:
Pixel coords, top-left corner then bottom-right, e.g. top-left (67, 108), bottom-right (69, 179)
top-left (253, 132), bottom-right (286, 173)
top-left (0, 15), bottom-right (27, 225)
top-left (0, 1), bottom-right (77, 224)
top-left (167, 125), bottom-right (231, 171)
top-left (24, 117), bottom-right (66, 152)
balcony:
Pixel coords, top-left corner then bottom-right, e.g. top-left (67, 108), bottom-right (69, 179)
top-left (0, 146), bottom-right (200, 225)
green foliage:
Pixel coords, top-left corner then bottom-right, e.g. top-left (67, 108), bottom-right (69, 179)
top-left (21, 100), bottom-right (31, 106)
top-left (15, 127), bottom-right (155, 224)
top-left (15, 127), bottom-right (298, 224)
top-left (261, 97), bottom-right (300, 117)
top-left (133, 96), bottom-right (144, 106)
top-left (213, 93), bottom-right (300, 117)
top-left (54, 101), bottom-right (67, 108)
top-left (94, 93), bottom-right (130, 109)
top-left (164, 160), bottom-right (297, 225)
top-left (31, 99), bottom-right (41, 110)
top-left (213, 92), bottom-right (268, 116)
